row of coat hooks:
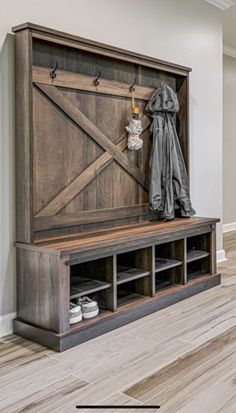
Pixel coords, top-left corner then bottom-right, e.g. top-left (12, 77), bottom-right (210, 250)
top-left (93, 69), bottom-right (137, 92)
top-left (49, 62), bottom-right (137, 92)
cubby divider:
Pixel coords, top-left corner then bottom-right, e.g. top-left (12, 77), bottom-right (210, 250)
top-left (69, 232), bottom-right (215, 324)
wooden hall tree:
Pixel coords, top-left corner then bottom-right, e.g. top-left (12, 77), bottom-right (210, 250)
top-left (13, 22), bottom-right (220, 351)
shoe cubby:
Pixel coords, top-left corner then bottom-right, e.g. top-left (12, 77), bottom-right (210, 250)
top-left (116, 247), bottom-right (154, 298)
top-left (117, 280), bottom-right (147, 308)
top-left (70, 256), bottom-right (115, 313)
top-left (155, 240), bottom-right (184, 291)
top-left (187, 233), bottom-right (210, 263)
top-left (187, 256), bottom-right (210, 281)
top-left (186, 233), bottom-right (211, 281)
top-left (155, 267), bottom-right (184, 291)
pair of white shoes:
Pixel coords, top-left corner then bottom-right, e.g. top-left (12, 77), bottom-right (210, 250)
top-left (70, 297), bottom-right (99, 324)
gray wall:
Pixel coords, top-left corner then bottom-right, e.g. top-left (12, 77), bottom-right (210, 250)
top-left (223, 54), bottom-right (236, 225)
top-left (0, 0), bottom-right (223, 329)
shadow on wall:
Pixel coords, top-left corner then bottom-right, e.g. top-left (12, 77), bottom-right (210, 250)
top-left (0, 33), bottom-right (16, 320)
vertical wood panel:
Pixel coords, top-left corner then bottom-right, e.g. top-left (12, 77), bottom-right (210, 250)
top-left (135, 247), bottom-right (153, 296)
top-left (184, 238), bottom-right (187, 284)
top-left (17, 247), bottom-right (70, 333)
top-left (210, 224), bottom-right (217, 275)
top-left (177, 77), bottom-right (188, 171)
top-left (15, 29), bottom-right (33, 243)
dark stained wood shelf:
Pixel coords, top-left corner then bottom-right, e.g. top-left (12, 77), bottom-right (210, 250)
top-left (187, 250), bottom-right (210, 263)
top-left (70, 278), bottom-right (111, 299)
top-left (117, 266), bottom-right (150, 285)
top-left (34, 217), bottom-right (219, 255)
top-left (155, 258), bottom-right (182, 273)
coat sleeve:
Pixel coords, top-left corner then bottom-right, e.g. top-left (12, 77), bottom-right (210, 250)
top-left (149, 116), bottom-right (163, 212)
top-left (170, 117), bottom-right (196, 217)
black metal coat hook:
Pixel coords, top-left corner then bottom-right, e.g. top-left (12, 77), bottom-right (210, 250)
top-left (50, 61), bottom-right (58, 81)
top-left (129, 77), bottom-right (137, 92)
top-left (93, 70), bottom-right (101, 87)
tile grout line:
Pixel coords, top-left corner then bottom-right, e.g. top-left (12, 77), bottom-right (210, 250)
top-left (71, 374), bottom-right (92, 385)
top-left (118, 391), bottom-right (144, 405)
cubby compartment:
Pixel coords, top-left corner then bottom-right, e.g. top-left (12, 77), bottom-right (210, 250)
top-left (155, 240), bottom-right (184, 290)
top-left (155, 240), bottom-right (184, 271)
top-left (117, 280), bottom-right (147, 308)
top-left (156, 266), bottom-right (183, 292)
top-left (187, 233), bottom-right (210, 263)
top-left (70, 256), bottom-right (114, 314)
top-left (117, 248), bottom-right (153, 295)
top-left (187, 256), bottom-right (210, 281)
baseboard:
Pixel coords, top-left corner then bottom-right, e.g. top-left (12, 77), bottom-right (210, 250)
top-left (217, 249), bottom-right (227, 263)
top-left (223, 222), bottom-right (236, 234)
top-left (0, 312), bottom-right (16, 338)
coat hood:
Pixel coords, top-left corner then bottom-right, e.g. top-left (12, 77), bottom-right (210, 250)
top-left (145, 84), bottom-right (179, 115)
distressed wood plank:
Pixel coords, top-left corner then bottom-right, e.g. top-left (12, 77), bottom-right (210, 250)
top-left (35, 204), bottom-right (150, 231)
top-left (15, 29), bottom-right (33, 243)
top-left (33, 65), bottom-right (154, 101)
top-left (35, 218), bottom-right (218, 253)
top-left (29, 31), bottom-right (189, 76)
top-left (34, 114), bottom-right (150, 217)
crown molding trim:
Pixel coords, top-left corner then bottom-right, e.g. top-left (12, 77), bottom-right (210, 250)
top-left (223, 45), bottom-right (236, 58)
top-left (204, 0), bottom-right (234, 10)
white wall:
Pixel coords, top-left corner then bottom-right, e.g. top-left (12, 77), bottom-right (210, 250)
top-left (0, 0), bottom-right (223, 331)
top-left (223, 54), bottom-right (236, 228)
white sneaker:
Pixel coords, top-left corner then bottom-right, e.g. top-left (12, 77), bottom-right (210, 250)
top-left (76, 297), bottom-right (99, 319)
top-left (70, 302), bottom-right (82, 324)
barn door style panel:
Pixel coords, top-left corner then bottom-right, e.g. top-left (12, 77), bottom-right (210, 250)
top-left (13, 23), bottom-right (191, 243)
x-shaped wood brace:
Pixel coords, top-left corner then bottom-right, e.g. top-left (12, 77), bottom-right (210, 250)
top-left (35, 83), bottom-right (150, 217)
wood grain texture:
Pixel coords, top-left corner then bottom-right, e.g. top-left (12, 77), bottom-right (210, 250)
top-left (15, 29), bottom-right (33, 243)
top-left (33, 112), bottom-right (150, 220)
top-left (34, 83), bottom-right (148, 214)
top-left (33, 65), bottom-right (154, 100)
top-left (11, 22), bottom-right (192, 76)
top-left (35, 204), bottom-right (150, 231)
top-left (176, 77), bottom-right (189, 170)
top-left (36, 217), bottom-right (218, 254)
top-left (16, 248), bottom-right (70, 333)
top-left (14, 23), bottom-right (191, 240)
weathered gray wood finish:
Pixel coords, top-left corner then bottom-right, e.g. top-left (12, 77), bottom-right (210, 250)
top-left (14, 217), bottom-right (220, 351)
top-left (15, 29), bottom-right (33, 243)
top-left (13, 22), bottom-right (190, 242)
top-left (16, 247), bottom-right (70, 333)
top-left (13, 23), bottom-right (220, 351)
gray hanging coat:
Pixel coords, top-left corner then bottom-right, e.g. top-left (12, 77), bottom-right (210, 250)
top-left (146, 84), bottom-right (195, 220)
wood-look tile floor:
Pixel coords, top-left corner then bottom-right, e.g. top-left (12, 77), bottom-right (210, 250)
top-left (1, 233), bottom-right (236, 412)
